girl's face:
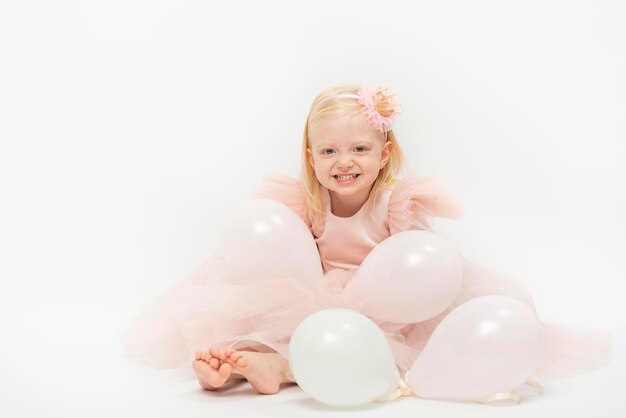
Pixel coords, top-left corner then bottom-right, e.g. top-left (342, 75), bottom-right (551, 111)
top-left (307, 113), bottom-right (391, 201)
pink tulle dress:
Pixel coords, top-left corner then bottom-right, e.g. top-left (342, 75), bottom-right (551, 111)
top-left (118, 173), bottom-right (612, 381)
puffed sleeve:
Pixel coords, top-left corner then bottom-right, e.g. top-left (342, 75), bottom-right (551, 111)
top-left (388, 172), bottom-right (464, 235)
top-left (252, 173), bottom-right (311, 228)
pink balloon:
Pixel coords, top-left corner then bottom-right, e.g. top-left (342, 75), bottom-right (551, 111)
top-left (408, 295), bottom-right (544, 401)
top-left (344, 230), bottom-right (462, 322)
top-left (219, 199), bottom-right (323, 283)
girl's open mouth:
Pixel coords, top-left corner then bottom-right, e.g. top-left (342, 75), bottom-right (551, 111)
top-left (334, 174), bottom-right (360, 184)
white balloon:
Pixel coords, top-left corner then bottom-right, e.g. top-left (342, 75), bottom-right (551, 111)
top-left (219, 199), bottom-right (323, 283)
top-left (289, 308), bottom-right (400, 407)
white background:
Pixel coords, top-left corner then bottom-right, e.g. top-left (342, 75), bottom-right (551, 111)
top-left (1, 1), bottom-right (624, 417)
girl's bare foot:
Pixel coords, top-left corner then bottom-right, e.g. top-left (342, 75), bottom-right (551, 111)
top-left (192, 346), bottom-right (243, 390)
top-left (223, 349), bottom-right (295, 395)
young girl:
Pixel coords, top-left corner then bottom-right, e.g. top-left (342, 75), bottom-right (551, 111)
top-left (119, 84), bottom-right (612, 397)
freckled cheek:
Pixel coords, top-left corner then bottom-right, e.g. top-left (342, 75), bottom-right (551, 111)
top-left (313, 164), bottom-right (330, 181)
top-left (316, 160), bottom-right (333, 174)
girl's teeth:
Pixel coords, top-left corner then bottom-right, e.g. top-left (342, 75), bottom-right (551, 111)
top-left (336, 174), bottom-right (357, 180)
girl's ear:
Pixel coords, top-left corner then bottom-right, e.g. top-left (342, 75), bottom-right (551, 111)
top-left (307, 148), bottom-right (315, 169)
top-left (380, 140), bottom-right (392, 169)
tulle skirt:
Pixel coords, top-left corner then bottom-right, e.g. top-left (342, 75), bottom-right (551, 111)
top-left (118, 253), bottom-right (612, 381)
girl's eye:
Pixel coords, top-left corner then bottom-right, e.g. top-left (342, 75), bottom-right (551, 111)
top-left (321, 147), bottom-right (367, 155)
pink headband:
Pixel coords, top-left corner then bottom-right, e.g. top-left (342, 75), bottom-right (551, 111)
top-left (308, 85), bottom-right (401, 135)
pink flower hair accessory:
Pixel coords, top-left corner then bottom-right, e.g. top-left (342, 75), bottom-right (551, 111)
top-left (308, 84), bottom-right (401, 135)
top-left (357, 85), bottom-right (401, 133)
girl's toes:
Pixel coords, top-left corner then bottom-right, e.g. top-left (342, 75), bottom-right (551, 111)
top-left (195, 351), bottom-right (202, 360)
top-left (209, 358), bottom-right (220, 369)
top-left (229, 352), bottom-right (242, 362)
top-left (218, 362), bottom-right (232, 377)
top-left (236, 357), bottom-right (247, 367)
top-left (209, 347), bottom-right (222, 359)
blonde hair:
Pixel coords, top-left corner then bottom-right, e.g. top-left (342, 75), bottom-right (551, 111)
top-left (299, 85), bottom-right (406, 227)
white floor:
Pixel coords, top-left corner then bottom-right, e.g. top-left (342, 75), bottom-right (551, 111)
top-left (0, 303), bottom-right (623, 418)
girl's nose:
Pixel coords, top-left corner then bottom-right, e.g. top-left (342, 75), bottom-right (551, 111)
top-left (337, 158), bottom-right (354, 169)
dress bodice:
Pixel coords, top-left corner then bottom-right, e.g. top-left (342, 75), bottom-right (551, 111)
top-left (314, 187), bottom-right (393, 273)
